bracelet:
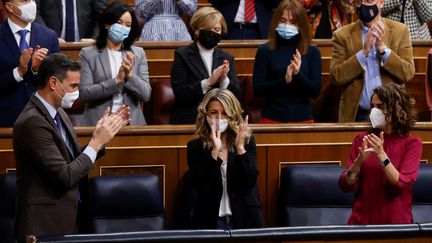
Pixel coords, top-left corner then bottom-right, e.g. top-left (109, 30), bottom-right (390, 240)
top-left (381, 158), bottom-right (390, 167)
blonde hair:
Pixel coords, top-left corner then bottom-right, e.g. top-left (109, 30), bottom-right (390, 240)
top-left (195, 89), bottom-right (251, 150)
top-left (190, 7), bottom-right (227, 37)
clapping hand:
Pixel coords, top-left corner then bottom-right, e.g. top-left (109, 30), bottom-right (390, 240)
top-left (122, 51), bottom-right (134, 80)
top-left (285, 49), bottom-right (301, 84)
top-left (373, 20), bottom-right (386, 54)
top-left (234, 115), bottom-right (248, 154)
top-left (89, 105), bottom-right (130, 152)
top-left (31, 45), bottom-right (49, 72)
top-left (209, 118), bottom-right (223, 152)
top-left (220, 59), bottom-right (230, 82)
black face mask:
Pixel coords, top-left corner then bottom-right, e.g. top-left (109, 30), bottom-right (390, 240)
top-left (357, 3), bottom-right (379, 23)
top-left (198, 29), bottom-right (221, 49)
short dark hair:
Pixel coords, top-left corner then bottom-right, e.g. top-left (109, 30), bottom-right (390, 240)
top-left (96, 1), bottom-right (139, 51)
top-left (37, 53), bottom-right (80, 88)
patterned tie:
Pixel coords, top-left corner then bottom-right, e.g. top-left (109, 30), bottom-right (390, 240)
top-left (65, 0), bottom-right (75, 42)
top-left (244, 0), bottom-right (255, 23)
top-left (18, 29), bottom-right (28, 51)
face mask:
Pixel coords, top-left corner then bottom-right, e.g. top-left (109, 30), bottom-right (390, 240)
top-left (55, 81), bottom-right (79, 109)
top-left (198, 29), bottom-right (221, 49)
top-left (206, 117), bottom-right (229, 133)
top-left (108, 23), bottom-right (131, 43)
top-left (369, 107), bottom-right (386, 129)
top-left (11, 0), bottom-right (37, 23)
top-left (357, 3), bottom-right (379, 23)
top-left (275, 23), bottom-right (299, 39)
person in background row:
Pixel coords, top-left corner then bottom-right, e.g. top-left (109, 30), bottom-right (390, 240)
top-left (187, 88), bottom-right (264, 229)
top-left (0, 0), bottom-right (60, 127)
top-left (35, 0), bottom-right (107, 43)
top-left (210, 0), bottom-right (281, 39)
top-left (79, 2), bottom-right (152, 126)
top-left (382, 0), bottom-right (432, 39)
top-left (253, 0), bottom-right (321, 123)
top-left (330, 0), bottom-right (415, 122)
top-left (135, 0), bottom-right (197, 41)
top-left (170, 6), bottom-right (240, 124)
top-left (299, 0), bottom-right (354, 38)
top-left (339, 83), bottom-right (422, 224)
top-left (14, 53), bottom-right (130, 241)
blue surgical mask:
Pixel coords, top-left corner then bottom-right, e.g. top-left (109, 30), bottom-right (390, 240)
top-left (275, 23), bottom-right (299, 39)
top-left (108, 23), bottom-right (131, 43)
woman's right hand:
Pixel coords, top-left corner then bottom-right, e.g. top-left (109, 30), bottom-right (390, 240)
top-left (358, 136), bottom-right (372, 162)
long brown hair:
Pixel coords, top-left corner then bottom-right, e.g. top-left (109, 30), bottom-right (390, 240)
top-left (195, 89), bottom-right (251, 150)
top-left (267, 0), bottom-right (312, 53)
top-left (372, 83), bottom-right (416, 136)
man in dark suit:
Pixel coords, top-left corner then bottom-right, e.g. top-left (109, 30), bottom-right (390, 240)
top-left (35, 0), bottom-right (107, 42)
top-left (0, 0), bottom-right (60, 127)
top-left (210, 0), bottom-right (281, 39)
top-left (13, 53), bottom-right (129, 241)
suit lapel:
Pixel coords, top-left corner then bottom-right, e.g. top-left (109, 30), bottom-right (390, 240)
top-left (58, 108), bottom-right (80, 156)
top-left (1, 22), bottom-right (21, 60)
top-left (98, 48), bottom-right (112, 81)
top-left (188, 43), bottom-right (210, 78)
top-left (382, 19), bottom-right (393, 49)
top-left (348, 21), bottom-right (363, 55)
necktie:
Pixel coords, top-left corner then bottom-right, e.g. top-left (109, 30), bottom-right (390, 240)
top-left (244, 0), bottom-right (255, 23)
top-left (18, 29), bottom-right (28, 51)
top-left (54, 113), bottom-right (74, 157)
top-left (65, 0), bottom-right (75, 42)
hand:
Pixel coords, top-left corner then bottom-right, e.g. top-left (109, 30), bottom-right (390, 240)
top-left (122, 51), bottom-right (134, 80)
top-left (115, 66), bottom-right (126, 85)
top-left (373, 20), bottom-right (386, 53)
top-left (79, 38), bottom-right (96, 43)
top-left (209, 117), bottom-right (223, 151)
top-left (291, 49), bottom-right (301, 75)
top-left (234, 115), bottom-right (248, 154)
top-left (364, 132), bottom-right (387, 161)
top-left (18, 47), bottom-right (33, 77)
top-left (31, 45), bottom-right (48, 72)
top-left (357, 136), bottom-right (372, 162)
top-left (220, 59), bottom-right (230, 82)
top-left (88, 106), bottom-right (130, 151)
top-left (362, 25), bottom-right (376, 56)
top-left (207, 65), bottom-right (224, 86)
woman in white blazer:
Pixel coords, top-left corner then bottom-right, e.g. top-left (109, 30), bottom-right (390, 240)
top-left (79, 2), bottom-right (151, 126)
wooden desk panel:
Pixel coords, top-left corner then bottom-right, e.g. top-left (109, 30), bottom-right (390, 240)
top-left (2, 123), bottom-right (432, 227)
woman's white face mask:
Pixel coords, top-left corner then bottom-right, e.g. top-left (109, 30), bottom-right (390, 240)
top-left (369, 107), bottom-right (386, 129)
top-left (206, 117), bottom-right (229, 133)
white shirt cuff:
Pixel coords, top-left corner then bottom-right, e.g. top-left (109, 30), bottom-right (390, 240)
top-left (201, 79), bottom-right (210, 94)
top-left (220, 77), bottom-right (230, 89)
top-left (13, 67), bottom-right (24, 82)
top-left (83, 146), bottom-right (97, 163)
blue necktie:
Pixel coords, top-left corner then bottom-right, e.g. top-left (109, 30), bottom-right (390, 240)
top-left (54, 113), bottom-right (74, 158)
top-left (18, 29), bottom-right (28, 51)
top-left (65, 0), bottom-right (75, 42)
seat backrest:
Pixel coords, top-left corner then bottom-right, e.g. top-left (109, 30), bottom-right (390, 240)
top-left (413, 163), bottom-right (432, 223)
top-left (242, 76), bottom-right (263, 124)
top-left (0, 173), bottom-right (17, 243)
top-left (424, 50), bottom-right (432, 114)
top-left (279, 165), bottom-right (354, 226)
top-left (89, 174), bottom-right (164, 233)
top-left (151, 78), bottom-right (174, 124)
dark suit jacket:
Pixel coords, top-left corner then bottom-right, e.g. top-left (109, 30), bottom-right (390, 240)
top-left (186, 136), bottom-right (264, 229)
top-left (0, 21), bottom-right (60, 127)
top-left (35, 0), bottom-right (107, 40)
top-left (170, 42), bottom-right (240, 124)
top-left (210, 0), bottom-right (281, 39)
top-left (13, 95), bottom-right (94, 240)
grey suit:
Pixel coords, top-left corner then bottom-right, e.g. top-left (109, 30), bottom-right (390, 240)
top-left (35, 0), bottom-right (107, 40)
top-left (79, 45), bottom-right (152, 126)
top-left (14, 95), bottom-right (93, 240)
